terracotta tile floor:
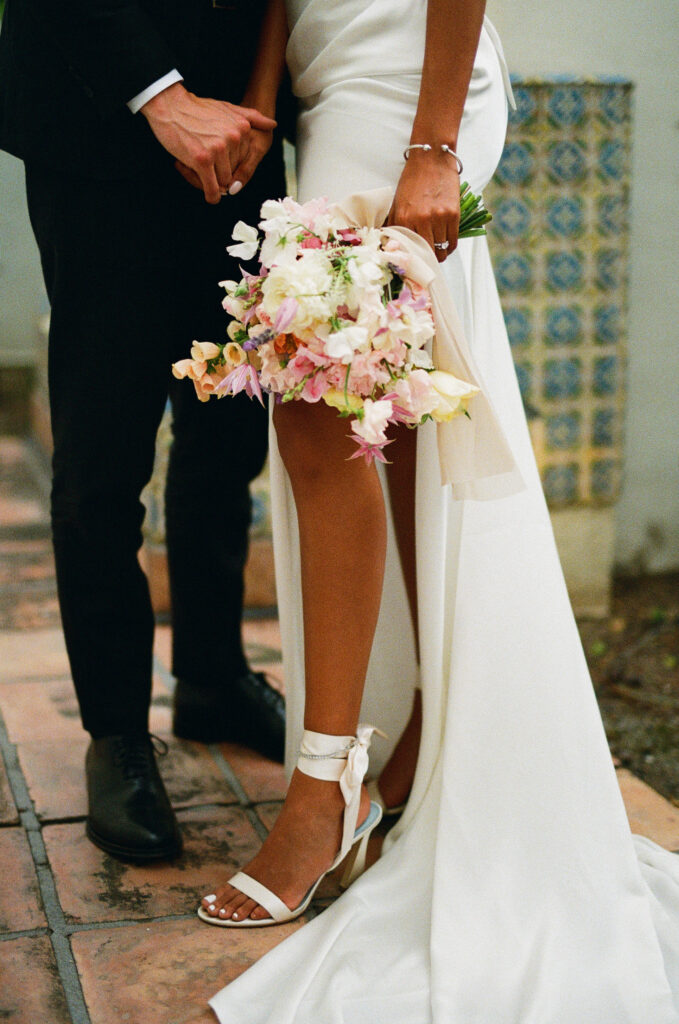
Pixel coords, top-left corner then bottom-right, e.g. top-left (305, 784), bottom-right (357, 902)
top-left (1, 433), bottom-right (679, 1023)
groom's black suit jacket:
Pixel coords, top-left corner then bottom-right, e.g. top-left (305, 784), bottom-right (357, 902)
top-left (0, 0), bottom-right (276, 178)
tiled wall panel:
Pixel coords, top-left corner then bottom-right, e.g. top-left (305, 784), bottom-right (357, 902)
top-left (485, 77), bottom-right (633, 507)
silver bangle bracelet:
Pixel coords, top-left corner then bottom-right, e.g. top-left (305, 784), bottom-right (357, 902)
top-left (403, 143), bottom-right (464, 175)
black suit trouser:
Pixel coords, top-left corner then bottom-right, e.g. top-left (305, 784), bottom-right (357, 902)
top-left (24, 154), bottom-right (282, 737)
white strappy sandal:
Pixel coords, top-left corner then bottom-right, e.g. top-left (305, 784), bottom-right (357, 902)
top-left (197, 724), bottom-right (384, 927)
top-left (366, 777), bottom-right (407, 818)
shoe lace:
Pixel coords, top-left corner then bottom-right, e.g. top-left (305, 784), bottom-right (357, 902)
top-left (111, 734), bottom-right (169, 781)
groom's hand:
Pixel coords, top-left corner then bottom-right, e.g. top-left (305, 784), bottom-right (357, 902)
top-left (141, 83), bottom-right (277, 204)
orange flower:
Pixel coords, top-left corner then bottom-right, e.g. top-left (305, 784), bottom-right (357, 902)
top-left (273, 334), bottom-right (299, 359)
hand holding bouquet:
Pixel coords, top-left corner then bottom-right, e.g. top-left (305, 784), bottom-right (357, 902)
top-left (173, 189), bottom-right (489, 464)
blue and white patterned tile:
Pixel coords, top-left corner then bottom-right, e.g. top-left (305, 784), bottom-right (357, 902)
top-left (547, 140), bottom-right (587, 183)
top-left (593, 355), bottom-right (619, 396)
top-left (484, 77), bottom-right (632, 508)
top-left (542, 464), bottom-right (580, 505)
top-left (546, 250), bottom-right (585, 293)
top-left (592, 408), bottom-right (616, 448)
top-left (493, 196), bottom-right (533, 240)
top-left (509, 87), bottom-right (538, 128)
top-left (546, 412), bottom-right (582, 450)
top-left (544, 305), bottom-right (583, 347)
top-left (545, 196), bottom-right (584, 238)
top-left (504, 306), bottom-right (533, 348)
top-left (591, 458), bottom-right (618, 501)
top-left (543, 357), bottom-right (582, 400)
top-left (495, 141), bottom-right (536, 185)
top-left (496, 252), bottom-right (534, 294)
top-left (598, 138), bottom-right (626, 180)
top-left (548, 87), bottom-right (587, 127)
top-left (594, 303), bottom-right (621, 346)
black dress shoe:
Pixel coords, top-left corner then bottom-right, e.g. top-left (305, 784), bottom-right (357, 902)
top-left (173, 670), bottom-right (285, 762)
top-left (85, 734), bottom-right (183, 862)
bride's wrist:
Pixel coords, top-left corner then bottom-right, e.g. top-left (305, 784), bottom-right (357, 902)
top-left (241, 92), bottom-right (278, 121)
top-left (403, 142), bottom-right (463, 174)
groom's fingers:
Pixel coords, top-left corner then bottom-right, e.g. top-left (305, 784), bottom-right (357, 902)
top-left (174, 161), bottom-right (203, 191)
top-left (194, 159), bottom-right (223, 204)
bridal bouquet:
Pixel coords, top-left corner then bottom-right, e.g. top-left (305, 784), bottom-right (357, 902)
top-left (173, 189), bottom-right (488, 464)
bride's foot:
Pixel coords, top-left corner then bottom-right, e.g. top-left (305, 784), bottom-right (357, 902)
top-left (201, 769), bottom-right (372, 923)
top-left (374, 687), bottom-right (421, 812)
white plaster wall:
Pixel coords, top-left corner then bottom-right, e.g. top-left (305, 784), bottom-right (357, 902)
top-left (487, 0), bottom-right (679, 573)
top-left (0, 152), bottom-right (44, 365)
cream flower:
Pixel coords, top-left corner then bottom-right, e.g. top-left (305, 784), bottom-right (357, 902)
top-left (191, 341), bottom-right (221, 362)
top-left (322, 389), bottom-right (365, 415)
top-left (224, 342), bottom-right (247, 367)
top-left (428, 370), bottom-right (479, 422)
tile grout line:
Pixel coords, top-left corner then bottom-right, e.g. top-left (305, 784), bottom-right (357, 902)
top-left (208, 745), bottom-right (270, 842)
top-left (0, 711), bottom-right (91, 1024)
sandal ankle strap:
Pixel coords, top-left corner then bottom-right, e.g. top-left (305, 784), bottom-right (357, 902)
top-left (297, 724), bottom-right (383, 860)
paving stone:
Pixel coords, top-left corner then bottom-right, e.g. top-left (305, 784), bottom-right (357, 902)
top-left (0, 829), bottom-right (46, 933)
top-left (0, 755), bottom-right (18, 824)
top-left (219, 742), bottom-right (287, 803)
top-left (18, 736), bottom-right (89, 820)
top-left (0, 935), bottom-right (70, 1023)
top-left (0, 679), bottom-right (83, 743)
top-left (44, 805), bottom-right (262, 925)
top-left (18, 733), bottom-right (231, 822)
top-left (71, 915), bottom-right (306, 1024)
top-left (618, 768), bottom-right (679, 851)
top-left (0, 629), bottom-right (70, 682)
top-left (0, 677), bottom-right (171, 744)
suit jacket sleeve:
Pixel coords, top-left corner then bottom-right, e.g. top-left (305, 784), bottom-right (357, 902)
top-left (24, 0), bottom-right (178, 115)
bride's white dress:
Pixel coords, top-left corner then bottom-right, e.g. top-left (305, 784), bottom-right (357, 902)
top-left (211, 2), bottom-right (679, 1021)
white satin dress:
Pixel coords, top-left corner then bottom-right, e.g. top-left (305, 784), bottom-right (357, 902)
top-left (210, 2), bottom-right (679, 1021)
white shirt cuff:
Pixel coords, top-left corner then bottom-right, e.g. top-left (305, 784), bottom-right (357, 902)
top-left (127, 70), bottom-right (184, 114)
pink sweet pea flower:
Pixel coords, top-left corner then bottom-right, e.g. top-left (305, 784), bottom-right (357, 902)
top-left (348, 434), bottom-right (395, 466)
top-left (214, 363), bottom-right (265, 406)
top-left (301, 372), bottom-right (329, 402)
top-left (300, 235), bottom-right (324, 249)
top-left (274, 297), bottom-right (299, 333)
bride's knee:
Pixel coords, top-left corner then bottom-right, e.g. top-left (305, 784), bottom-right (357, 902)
top-left (273, 402), bottom-right (344, 485)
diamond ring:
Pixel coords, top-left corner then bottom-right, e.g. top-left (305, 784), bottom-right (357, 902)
top-left (434, 241), bottom-right (450, 251)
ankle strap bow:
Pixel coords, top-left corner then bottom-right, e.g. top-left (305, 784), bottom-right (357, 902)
top-left (297, 724), bottom-right (383, 860)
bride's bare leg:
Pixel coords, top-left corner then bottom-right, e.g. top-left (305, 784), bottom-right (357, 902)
top-left (379, 426), bottom-right (422, 810)
top-left (202, 401), bottom-right (386, 921)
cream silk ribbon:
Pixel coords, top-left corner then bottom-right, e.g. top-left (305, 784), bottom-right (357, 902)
top-left (297, 724), bottom-right (382, 857)
top-left (329, 188), bottom-right (524, 501)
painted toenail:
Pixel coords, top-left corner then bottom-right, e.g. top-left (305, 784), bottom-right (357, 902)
top-left (208, 904), bottom-right (216, 913)
top-left (204, 894), bottom-right (216, 902)
top-left (232, 912), bottom-right (239, 919)
top-left (219, 909), bottom-right (227, 918)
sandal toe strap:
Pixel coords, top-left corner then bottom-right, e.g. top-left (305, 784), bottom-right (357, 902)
top-left (227, 871), bottom-right (292, 922)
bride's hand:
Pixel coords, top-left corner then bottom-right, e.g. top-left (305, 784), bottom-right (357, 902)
top-left (227, 125), bottom-right (276, 195)
top-left (175, 125), bottom-right (274, 196)
top-left (386, 150), bottom-right (461, 263)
